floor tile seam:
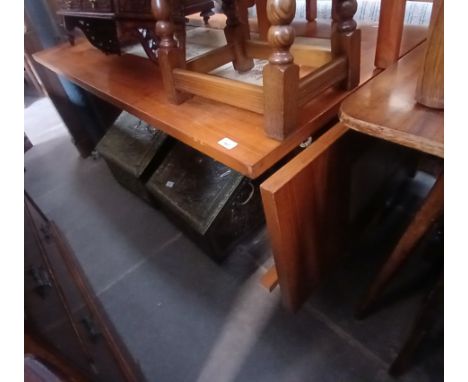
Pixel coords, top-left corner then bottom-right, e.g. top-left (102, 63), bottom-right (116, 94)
top-left (304, 304), bottom-right (391, 370)
top-left (94, 232), bottom-right (183, 298)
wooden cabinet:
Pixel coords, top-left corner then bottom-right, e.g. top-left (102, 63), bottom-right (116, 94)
top-left (24, 194), bottom-right (144, 382)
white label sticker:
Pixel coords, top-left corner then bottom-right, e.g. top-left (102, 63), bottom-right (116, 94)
top-left (165, 181), bottom-right (175, 188)
top-left (218, 137), bottom-right (238, 150)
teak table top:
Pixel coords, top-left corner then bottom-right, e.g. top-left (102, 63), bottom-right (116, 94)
top-left (340, 43), bottom-right (443, 158)
top-left (34, 24), bottom-right (427, 178)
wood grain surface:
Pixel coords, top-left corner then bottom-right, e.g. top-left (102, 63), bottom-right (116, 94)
top-left (340, 43), bottom-right (443, 158)
top-left (34, 24), bottom-right (427, 178)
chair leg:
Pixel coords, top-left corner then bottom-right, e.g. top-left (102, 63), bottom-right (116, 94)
top-left (238, 0), bottom-right (253, 40)
top-left (374, 0), bottom-right (406, 69)
top-left (255, 0), bottom-right (270, 41)
top-left (356, 174), bottom-right (444, 319)
top-left (222, 0), bottom-right (254, 72)
top-left (306, 0), bottom-right (317, 21)
top-left (389, 277), bottom-right (443, 376)
top-left (152, 0), bottom-right (191, 104)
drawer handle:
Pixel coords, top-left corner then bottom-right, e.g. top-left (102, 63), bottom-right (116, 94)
top-left (81, 316), bottom-right (101, 343)
top-left (29, 266), bottom-right (53, 298)
top-left (89, 0), bottom-right (97, 9)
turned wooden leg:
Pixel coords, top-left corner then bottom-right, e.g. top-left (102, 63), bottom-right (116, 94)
top-left (389, 277), bottom-right (443, 376)
top-left (331, 0), bottom-right (361, 90)
top-left (306, 0), bottom-right (318, 21)
top-left (263, 0), bottom-right (299, 140)
top-left (222, 0), bottom-right (254, 72)
top-left (374, 0), bottom-right (406, 69)
top-left (151, 0), bottom-right (190, 104)
top-left (356, 174), bottom-right (444, 319)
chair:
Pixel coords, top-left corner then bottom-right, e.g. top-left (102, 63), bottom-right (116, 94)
top-left (152, 0), bottom-right (361, 140)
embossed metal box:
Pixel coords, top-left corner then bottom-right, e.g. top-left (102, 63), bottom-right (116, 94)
top-left (146, 142), bottom-right (264, 259)
top-left (96, 112), bottom-right (170, 202)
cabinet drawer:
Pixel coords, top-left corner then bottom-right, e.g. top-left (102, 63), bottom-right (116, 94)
top-left (24, 203), bottom-right (67, 333)
top-left (72, 306), bottom-right (131, 382)
top-left (40, 223), bottom-right (87, 313)
top-left (42, 319), bottom-right (95, 377)
top-left (25, 194), bottom-right (143, 382)
top-left (82, 0), bottom-right (113, 12)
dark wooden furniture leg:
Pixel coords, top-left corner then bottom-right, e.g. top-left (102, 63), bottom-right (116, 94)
top-left (152, 0), bottom-right (191, 103)
top-left (222, 0), bottom-right (254, 72)
top-left (255, 0), bottom-right (269, 40)
top-left (357, 173), bottom-right (444, 318)
top-left (374, 0), bottom-right (406, 69)
top-left (389, 277), bottom-right (443, 376)
top-left (306, 0), bottom-right (318, 21)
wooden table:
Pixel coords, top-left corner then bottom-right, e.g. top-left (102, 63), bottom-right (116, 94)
top-left (340, 42), bottom-right (443, 159)
top-left (33, 23), bottom-right (427, 179)
top-left (339, 38), bottom-right (444, 317)
top-left (260, 31), bottom-right (436, 312)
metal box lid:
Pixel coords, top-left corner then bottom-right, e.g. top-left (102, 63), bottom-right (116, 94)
top-left (146, 143), bottom-right (244, 235)
top-left (96, 112), bottom-right (168, 177)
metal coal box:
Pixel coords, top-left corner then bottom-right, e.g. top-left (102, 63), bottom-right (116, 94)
top-left (96, 112), bottom-right (170, 202)
top-left (146, 142), bottom-right (264, 259)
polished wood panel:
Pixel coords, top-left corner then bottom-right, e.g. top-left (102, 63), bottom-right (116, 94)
top-left (173, 69), bottom-right (264, 113)
top-left (34, 23), bottom-right (427, 178)
top-left (260, 123), bottom-right (351, 310)
top-left (298, 57), bottom-right (347, 104)
top-left (340, 43), bottom-right (443, 158)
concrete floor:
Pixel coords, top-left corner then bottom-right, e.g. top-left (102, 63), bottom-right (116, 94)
top-left (24, 96), bottom-right (443, 382)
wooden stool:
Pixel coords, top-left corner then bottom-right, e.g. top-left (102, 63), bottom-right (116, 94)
top-left (152, 0), bottom-right (361, 140)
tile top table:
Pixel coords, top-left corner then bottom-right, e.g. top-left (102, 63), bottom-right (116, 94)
top-left (340, 43), bottom-right (443, 159)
